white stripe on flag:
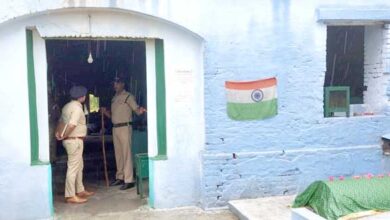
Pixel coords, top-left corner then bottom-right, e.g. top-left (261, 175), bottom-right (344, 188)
top-left (226, 85), bottom-right (277, 103)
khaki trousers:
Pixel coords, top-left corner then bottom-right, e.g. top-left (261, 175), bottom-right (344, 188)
top-left (113, 126), bottom-right (134, 183)
top-left (63, 139), bottom-right (85, 197)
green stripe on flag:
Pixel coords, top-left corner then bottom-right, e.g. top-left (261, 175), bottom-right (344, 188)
top-left (227, 99), bottom-right (277, 120)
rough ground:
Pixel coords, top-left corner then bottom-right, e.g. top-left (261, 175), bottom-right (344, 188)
top-left (54, 183), bottom-right (237, 220)
top-left (51, 188), bottom-right (390, 220)
top-left (55, 206), bottom-right (237, 220)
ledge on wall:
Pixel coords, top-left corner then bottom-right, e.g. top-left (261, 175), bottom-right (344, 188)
top-left (316, 8), bottom-right (390, 24)
top-left (31, 160), bottom-right (50, 166)
top-left (150, 155), bottom-right (168, 161)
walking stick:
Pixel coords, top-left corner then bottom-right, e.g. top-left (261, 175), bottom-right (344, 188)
top-left (101, 111), bottom-right (109, 188)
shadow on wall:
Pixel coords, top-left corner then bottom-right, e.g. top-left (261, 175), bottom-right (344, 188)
top-left (272, 0), bottom-right (291, 23)
top-left (64, 0), bottom-right (86, 7)
top-left (63, 0), bottom-right (165, 16)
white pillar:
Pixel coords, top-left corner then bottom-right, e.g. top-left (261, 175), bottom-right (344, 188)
top-left (382, 24), bottom-right (390, 114)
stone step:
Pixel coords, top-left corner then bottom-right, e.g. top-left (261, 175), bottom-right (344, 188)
top-left (228, 195), bottom-right (295, 220)
top-left (291, 208), bottom-right (326, 220)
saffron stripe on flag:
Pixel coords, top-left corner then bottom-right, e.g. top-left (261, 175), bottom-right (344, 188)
top-left (225, 77), bottom-right (276, 90)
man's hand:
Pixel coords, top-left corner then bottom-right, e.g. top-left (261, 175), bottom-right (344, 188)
top-left (55, 131), bottom-right (64, 141)
top-left (100, 107), bottom-right (111, 118)
top-left (138, 107), bottom-right (147, 114)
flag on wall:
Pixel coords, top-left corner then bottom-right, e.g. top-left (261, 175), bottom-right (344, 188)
top-left (225, 77), bottom-right (277, 121)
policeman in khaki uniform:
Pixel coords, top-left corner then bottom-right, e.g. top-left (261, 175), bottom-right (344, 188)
top-left (101, 77), bottom-right (146, 190)
top-left (56, 86), bottom-right (94, 204)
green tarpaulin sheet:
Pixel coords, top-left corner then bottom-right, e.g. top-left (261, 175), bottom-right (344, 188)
top-left (292, 177), bottom-right (390, 220)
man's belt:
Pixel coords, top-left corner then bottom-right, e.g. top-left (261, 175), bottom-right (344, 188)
top-left (64, 137), bottom-right (85, 141)
top-left (113, 122), bottom-right (133, 128)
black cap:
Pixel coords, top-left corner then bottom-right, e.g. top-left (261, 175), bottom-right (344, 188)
top-left (69, 86), bottom-right (87, 99)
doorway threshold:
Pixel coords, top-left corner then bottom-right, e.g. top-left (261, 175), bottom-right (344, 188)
top-left (54, 181), bottom-right (148, 218)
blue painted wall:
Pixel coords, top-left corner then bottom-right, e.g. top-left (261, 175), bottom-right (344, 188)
top-left (3, 0), bottom-right (390, 216)
top-left (0, 160), bottom-right (52, 219)
top-left (199, 0), bottom-right (390, 207)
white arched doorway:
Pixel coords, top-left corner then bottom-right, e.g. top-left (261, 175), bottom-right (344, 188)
top-left (0, 7), bottom-right (204, 218)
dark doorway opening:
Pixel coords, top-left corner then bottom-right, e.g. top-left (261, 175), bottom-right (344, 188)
top-left (325, 26), bottom-right (365, 104)
top-left (46, 39), bottom-right (148, 213)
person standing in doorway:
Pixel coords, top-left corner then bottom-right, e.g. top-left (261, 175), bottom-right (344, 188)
top-left (56, 86), bottom-right (95, 203)
top-left (101, 77), bottom-right (146, 190)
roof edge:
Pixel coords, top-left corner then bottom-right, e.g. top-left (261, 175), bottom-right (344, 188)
top-left (0, 7), bottom-right (205, 41)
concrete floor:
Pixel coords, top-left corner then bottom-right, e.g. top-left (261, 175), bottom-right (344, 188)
top-left (56, 207), bottom-right (238, 220)
top-left (54, 182), bottom-right (237, 220)
top-left (54, 186), bottom-right (390, 220)
top-left (55, 183), bottom-right (145, 217)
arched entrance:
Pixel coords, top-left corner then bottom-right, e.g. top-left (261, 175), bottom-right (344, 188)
top-left (0, 7), bottom-right (204, 219)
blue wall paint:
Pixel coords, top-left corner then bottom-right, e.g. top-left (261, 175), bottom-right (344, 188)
top-left (3, 0), bottom-right (390, 215)
top-left (202, 146), bottom-right (390, 207)
top-left (201, 0), bottom-right (390, 153)
top-left (0, 160), bottom-right (52, 219)
top-left (199, 0), bottom-right (390, 207)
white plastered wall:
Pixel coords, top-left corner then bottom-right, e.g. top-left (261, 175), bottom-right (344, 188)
top-left (145, 39), bottom-right (157, 157)
top-left (0, 23), bottom-right (31, 163)
top-left (151, 28), bottom-right (205, 208)
top-left (0, 23), bottom-right (52, 220)
top-left (363, 25), bottom-right (389, 113)
top-left (33, 29), bottom-right (50, 162)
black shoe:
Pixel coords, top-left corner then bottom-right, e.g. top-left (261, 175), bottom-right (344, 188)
top-left (110, 179), bottom-right (124, 186)
top-left (120, 182), bottom-right (135, 190)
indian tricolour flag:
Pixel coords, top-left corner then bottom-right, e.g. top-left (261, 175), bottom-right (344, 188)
top-left (225, 77), bottom-right (277, 121)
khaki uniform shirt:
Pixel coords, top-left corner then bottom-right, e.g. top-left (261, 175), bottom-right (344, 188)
top-left (111, 90), bottom-right (139, 124)
top-left (61, 100), bottom-right (87, 137)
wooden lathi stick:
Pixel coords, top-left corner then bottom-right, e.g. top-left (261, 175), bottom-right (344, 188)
top-left (101, 111), bottom-right (109, 188)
